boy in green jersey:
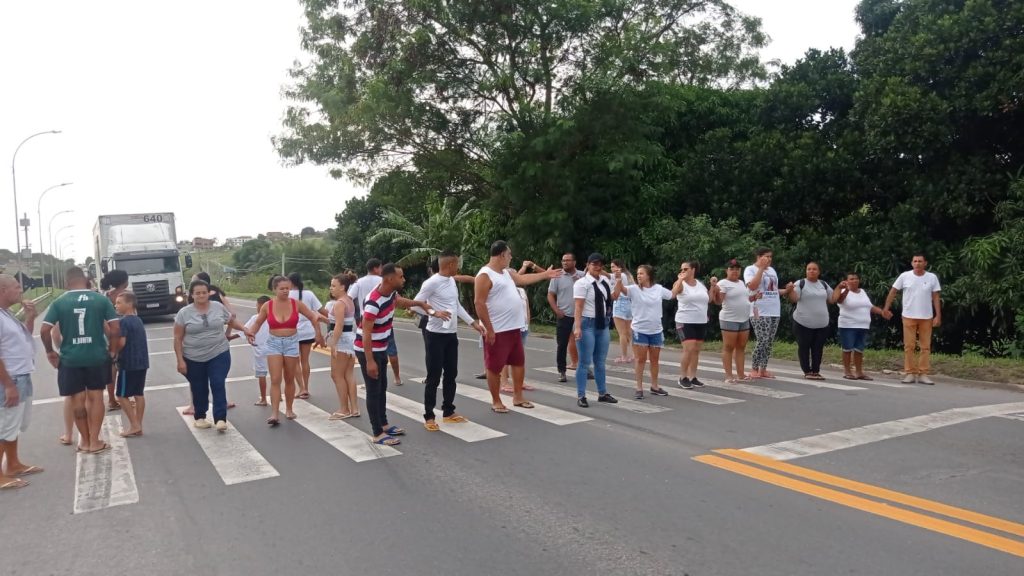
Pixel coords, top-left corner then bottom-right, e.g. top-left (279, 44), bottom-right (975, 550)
top-left (40, 268), bottom-right (120, 454)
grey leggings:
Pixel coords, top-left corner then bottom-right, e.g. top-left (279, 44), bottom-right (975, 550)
top-left (751, 316), bottom-right (780, 370)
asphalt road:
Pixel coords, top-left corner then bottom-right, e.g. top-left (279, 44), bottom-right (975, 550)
top-left (6, 298), bottom-right (1024, 576)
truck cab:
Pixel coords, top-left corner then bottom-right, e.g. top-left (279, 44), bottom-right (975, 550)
top-left (93, 213), bottom-right (192, 316)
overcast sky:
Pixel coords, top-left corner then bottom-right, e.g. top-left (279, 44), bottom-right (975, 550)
top-left (1, 1), bottom-right (861, 263)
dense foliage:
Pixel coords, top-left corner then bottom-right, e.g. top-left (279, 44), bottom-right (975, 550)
top-left (278, 0), bottom-right (1024, 356)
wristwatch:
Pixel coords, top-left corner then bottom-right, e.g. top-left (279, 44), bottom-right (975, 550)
top-left (428, 309), bottom-right (436, 316)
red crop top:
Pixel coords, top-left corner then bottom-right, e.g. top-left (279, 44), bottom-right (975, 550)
top-left (266, 299), bottom-right (299, 330)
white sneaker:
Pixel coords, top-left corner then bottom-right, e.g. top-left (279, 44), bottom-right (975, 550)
top-left (901, 374), bottom-right (917, 384)
top-left (194, 419), bottom-right (212, 429)
top-left (918, 375), bottom-right (934, 385)
top-left (215, 420), bottom-right (228, 432)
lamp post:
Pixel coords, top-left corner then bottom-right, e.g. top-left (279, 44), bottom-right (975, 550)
top-left (38, 183), bottom-right (73, 286)
top-left (58, 237), bottom-right (75, 288)
top-left (11, 130), bottom-right (62, 288)
top-left (47, 210), bottom-right (73, 288)
top-left (54, 225), bottom-right (74, 289)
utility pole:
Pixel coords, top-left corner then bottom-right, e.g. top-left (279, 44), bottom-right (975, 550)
top-left (281, 250), bottom-right (286, 276)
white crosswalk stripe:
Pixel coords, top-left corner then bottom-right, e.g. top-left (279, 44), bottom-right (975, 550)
top-left (177, 406), bottom-right (280, 485)
top-left (534, 366), bottom-right (744, 406)
top-left (411, 378), bottom-right (593, 426)
top-left (287, 399), bottom-right (402, 461)
top-left (518, 376), bottom-right (672, 414)
top-left (357, 388), bottom-right (507, 442)
top-left (602, 364), bottom-right (803, 399)
top-left (73, 415), bottom-right (139, 514)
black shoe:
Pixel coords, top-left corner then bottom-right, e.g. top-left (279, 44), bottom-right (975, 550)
top-left (587, 370), bottom-right (595, 380)
top-left (650, 387), bottom-right (669, 396)
top-left (577, 397), bottom-right (589, 408)
top-left (690, 378), bottom-right (705, 388)
top-left (558, 372), bottom-right (567, 383)
top-left (474, 373), bottom-right (486, 379)
top-left (677, 377), bottom-right (693, 389)
top-left (634, 390), bottom-right (644, 400)
top-left (597, 393), bottom-right (618, 404)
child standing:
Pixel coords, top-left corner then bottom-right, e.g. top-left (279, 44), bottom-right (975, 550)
top-left (113, 292), bottom-right (149, 437)
top-left (245, 296), bottom-right (272, 406)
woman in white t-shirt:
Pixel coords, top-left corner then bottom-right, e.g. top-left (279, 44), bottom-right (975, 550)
top-left (671, 261), bottom-right (710, 389)
top-left (288, 272), bottom-right (325, 400)
top-left (614, 265), bottom-right (673, 399)
top-left (834, 272), bottom-right (884, 381)
top-left (711, 259), bottom-right (761, 382)
top-left (610, 259), bottom-right (635, 364)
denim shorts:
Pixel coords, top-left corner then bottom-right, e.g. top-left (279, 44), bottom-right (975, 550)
top-left (336, 332), bottom-right (356, 356)
top-left (386, 332), bottom-right (398, 356)
top-left (721, 320), bottom-right (751, 332)
top-left (632, 331), bottom-right (664, 348)
top-left (265, 334), bottom-right (300, 357)
top-left (839, 328), bottom-right (869, 353)
top-left (612, 298), bottom-right (632, 320)
top-left (521, 329), bottom-right (529, 346)
top-left (0, 374), bottom-right (32, 441)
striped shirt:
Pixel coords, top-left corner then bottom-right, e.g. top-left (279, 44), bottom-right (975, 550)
top-left (353, 286), bottom-right (396, 353)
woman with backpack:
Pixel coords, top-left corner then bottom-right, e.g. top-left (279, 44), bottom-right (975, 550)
top-left (786, 261), bottom-right (836, 380)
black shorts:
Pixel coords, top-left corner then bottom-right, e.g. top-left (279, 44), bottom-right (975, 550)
top-left (116, 369), bottom-right (147, 397)
top-left (299, 338), bottom-right (316, 346)
top-left (58, 364), bottom-right (111, 397)
top-left (677, 323), bottom-right (708, 342)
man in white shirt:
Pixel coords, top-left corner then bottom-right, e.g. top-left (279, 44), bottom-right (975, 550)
top-left (0, 274), bottom-right (42, 489)
top-left (349, 258), bottom-right (404, 385)
top-left (474, 240), bottom-right (560, 412)
top-left (413, 251), bottom-right (485, 430)
top-left (883, 254), bottom-right (942, 384)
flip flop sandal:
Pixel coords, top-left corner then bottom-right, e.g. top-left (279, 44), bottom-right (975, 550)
top-left (522, 384), bottom-right (536, 391)
top-left (88, 443), bottom-right (111, 455)
top-left (328, 412), bottom-right (353, 420)
top-left (857, 375), bottom-right (874, 381)
top-left (843, 375), bottom-right (859, 380)
top-left (491, 406), bottom-right (510, 414)
top-left (298, 393), bottom-right (311, 400)
top-left (442, 415), bottom-right (469, 423)
top-left (513, 401), bottom-right (535, 409)
top-left (374, 435), bottom-right (400, 446)
top-left (0, 478), bottom-right (28, 490)
top-left (285, 413), bottom-right (297, 420)
top-left (13, 466), bottom-right (43, 477)
top-left (424, 421), bottom-right (440, 432)
top-left (267, 417), bottom-right (280, 427)
top-left (254, 400), bottom-right (269, 406)
top-left (384, 425), bottom-right (406, 436)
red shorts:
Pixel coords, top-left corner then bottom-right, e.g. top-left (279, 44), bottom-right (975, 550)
top-left (483, 329), bottom-right (526, 373)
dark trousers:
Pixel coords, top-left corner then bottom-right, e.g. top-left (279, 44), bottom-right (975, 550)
top-left (794, 321), bottom-right (829, 374)
top-left (556, 315), bottom-right (575, 372)
top-left (185, 350), bottom-right (231, 422)
top-left (423, 331), bottom-right (458, 420)
top-left (355, 349), bottom-right (390, 436)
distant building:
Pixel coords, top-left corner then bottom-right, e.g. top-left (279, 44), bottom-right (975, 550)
top-left (265, 231), bottom-right (288, 242)
top-left (192, 237), bottom-right (216, 251)
top-left (177, 240), bottom-right (194, 251)
top-left (225, 236), bottom-right (252, 248)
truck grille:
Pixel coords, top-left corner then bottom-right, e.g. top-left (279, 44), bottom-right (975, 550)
top-left (132, 280), bottom-right (169, 310)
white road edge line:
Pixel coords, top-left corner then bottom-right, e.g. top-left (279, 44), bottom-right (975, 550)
top-left (533, 366), bottom-right (744, 406)
top-left (411, 378), bottom-right (592, 426)
top-left (286, 399), bottom-right (402, 462)
top-left (743, 401), bottom-right (1024, 460)
top-left (356, 388), bottom-right (507, 442)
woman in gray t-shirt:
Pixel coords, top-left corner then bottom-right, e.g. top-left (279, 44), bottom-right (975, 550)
top-left (174, 280), bottom-right (251, 430)
top-left (786, 262), bottom-right (836, 380)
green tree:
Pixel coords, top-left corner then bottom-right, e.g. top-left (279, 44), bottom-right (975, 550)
top-left (232, 239), bottom-right (279, 273)
top-left (369, 195), bottom-right (480, 266)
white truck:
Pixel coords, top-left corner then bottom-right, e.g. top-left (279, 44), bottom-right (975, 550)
top-left (93, 212), bottom-right (193, 316)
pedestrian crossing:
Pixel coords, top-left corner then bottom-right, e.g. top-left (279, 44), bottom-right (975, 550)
top-left (50, 350), bottom-right (926, 515)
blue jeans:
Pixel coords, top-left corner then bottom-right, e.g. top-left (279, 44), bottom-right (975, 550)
top-left (185, 350), bottom-right (231, 422)
top-left (576, 317), bottom-right (609, 397)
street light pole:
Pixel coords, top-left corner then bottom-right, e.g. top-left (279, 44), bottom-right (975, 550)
top-left (11, 130), bottom-right (61, 288)
top-left (38, 182), bottom-right (73, 287)
top-left (48, 210), bottom-right (73, 288)
top-left (59, 237), bottom-right (75, 289)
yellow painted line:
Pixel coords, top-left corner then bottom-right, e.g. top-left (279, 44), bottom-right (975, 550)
top-left (717, 449), bottom-right (1024, 539)
top-left (693, 454), bottom-right (1024, 559)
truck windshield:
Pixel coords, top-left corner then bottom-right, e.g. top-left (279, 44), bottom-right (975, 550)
top-left (115, 257), bottom-right (180, 275)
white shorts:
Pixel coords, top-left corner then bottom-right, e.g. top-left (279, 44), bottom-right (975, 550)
top-left (0, 374), bottom-right (33, 442)
top-left (253, 352), bottom-right (268, 377)
top-left (336, 332), bottom-right (356, 356)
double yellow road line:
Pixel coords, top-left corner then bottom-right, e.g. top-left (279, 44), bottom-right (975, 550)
top-left (694, 449), bottom-right (1024, 558)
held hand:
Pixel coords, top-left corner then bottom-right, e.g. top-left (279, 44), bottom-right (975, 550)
top-left (3, 385), bottom-right (19, 408)
top-left (882, 309), bottom-right (894, 320)
top-left (46, 351), bottom-right (59, 369)
top-left (177, 360), bottom-right (188, 376)
top-left (473, 322), bottom-right (486, 336)
top-left (932, 317), bottom-right (941, 328)
top-left (838, 281), bottom-right (848, 290)
top-left (710, 276), bottom-right (718, 286)
top-left (755, 291), bottom-right (764, 300)
top-left (785, 281), bottom-right (795, 292)
top-left (544, 266), bottom-right (561, 279)
top-left (677, 272), bottom-right (686, 281)
top-left (314, 335), bottom-right (327, 349)
top-left (521, 260), bottom-right (536, 270)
